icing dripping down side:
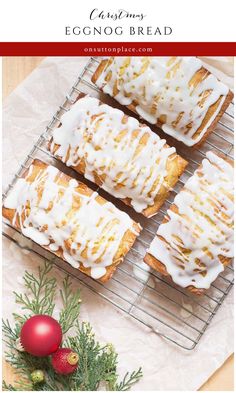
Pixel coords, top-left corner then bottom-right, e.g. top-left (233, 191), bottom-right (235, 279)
top-left (147, 152), bottom-right (234, 289)
top-left (133, 260), bottom-right (150, 283)
top-left (4, 163), bottom-right (139, 279)
top-left (95, 57), bottom-right (229, 146)
top-left (50, 96), bottom-right (176, 213)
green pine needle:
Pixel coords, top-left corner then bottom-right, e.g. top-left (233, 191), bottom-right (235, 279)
top-left (2, 262), bottom-right (143, 390)
top-left (59, 276), bottom-right (81, 334)
top-left (115, 368), bottom-right (143, 391)
top-left (13, 263), bottom-right (57, 317)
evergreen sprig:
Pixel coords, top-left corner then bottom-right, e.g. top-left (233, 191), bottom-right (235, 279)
top-left (3, 262), bottom-right (142, 391)
top-left (13, 263), bottom-right (57, 322)
top-left (59, 276), bottom-right (82, 334)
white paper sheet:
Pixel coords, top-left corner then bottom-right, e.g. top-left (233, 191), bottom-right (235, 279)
top-left (2, 56), bottom-right (234, 390)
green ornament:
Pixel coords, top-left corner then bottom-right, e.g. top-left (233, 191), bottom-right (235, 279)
top-left (31, 369), bottom-right (45, 384)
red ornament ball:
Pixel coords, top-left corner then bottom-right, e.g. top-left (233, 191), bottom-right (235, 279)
top-left (20, 315), bottom-right (62, 357)
top-left (51, 348), bottom-right (79, 375)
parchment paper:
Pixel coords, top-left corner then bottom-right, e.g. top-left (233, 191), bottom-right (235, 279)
top-left (2, 57), bottom-right (234, 391)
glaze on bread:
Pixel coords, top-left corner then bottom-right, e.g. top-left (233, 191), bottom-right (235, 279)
top-left (144, 152), bottom-right (234, 295)
top-left (92, 57), bottom-right (234, 148)
top-left (2, 160), bottom-right (141, 282)
top-left (48, 95), bottom-right (187, 217)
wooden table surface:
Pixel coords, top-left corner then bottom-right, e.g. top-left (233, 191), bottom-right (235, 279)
top-left (2, 57), bottom-right (234, 391)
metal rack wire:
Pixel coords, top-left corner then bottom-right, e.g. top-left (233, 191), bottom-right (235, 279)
top-left (2, 57), bottom-right (234, 350)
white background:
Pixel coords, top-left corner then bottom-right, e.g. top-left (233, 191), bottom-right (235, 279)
top-left (0, 0), bottom-right (236, 42)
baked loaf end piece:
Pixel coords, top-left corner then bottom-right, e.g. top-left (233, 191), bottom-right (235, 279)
top-left (2, 159), bottom-right (141, 282)
top-left (48, 94), bottom-right (187, 217)
top-left (92, 57), bottom-right (234, 148)
top-left (144, 152), bottom-right (234, 295)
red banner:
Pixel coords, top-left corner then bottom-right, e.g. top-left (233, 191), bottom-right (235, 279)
top-left (1, 42), bottom-right (236, 56)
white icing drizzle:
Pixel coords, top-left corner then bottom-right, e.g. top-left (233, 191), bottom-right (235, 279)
top-left (95, 57), bottom-right (229, 146)
top-left (147, 152), bottom-right (234, 289)
top-left (4, 163), bottom-right (139, 279)
top-left (50, 96), bottom-right (176, 213)
top-left (133, 260), bottom-right (150, 282)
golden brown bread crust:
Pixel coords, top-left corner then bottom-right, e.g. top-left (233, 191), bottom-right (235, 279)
top-left (48, 94), bottom-right (188, 217)
top-left (2, 159), bottom-right (141, 283)
top-left (91, 59), bottom-right (108, 85)
top-left (92, 59), bottom-right (234, 149)
top-left (144, 153), bottom-right (233, 295)
top-left (192, 89), bottom-right (234, 149)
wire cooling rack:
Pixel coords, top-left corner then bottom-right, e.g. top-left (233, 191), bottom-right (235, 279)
top-left (2, 57), bottom-right (234, 350)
